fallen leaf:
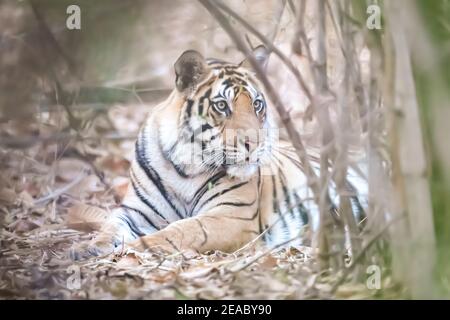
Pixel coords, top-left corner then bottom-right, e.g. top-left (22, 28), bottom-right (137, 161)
top-left (17, 190), bottom-right (34, 208)
top-left (111, 177), bottom-right (129, 202)
top-left (116, 253), bottom-right (141, 268)
top-left (66, 203), bottom-right (108, 232)
top-left (55, 158), bottom-right (89, 182)
top-left (259, 255), bottom-right (278, 269)
top-left (9, 219), bottom-right (40, 233)
top-left (335, 283), bottom-right (371, 299)
top-left (179, 267), bottom-right (215, 280)
top-left (66, 175), bottom-right (104, 198)
top-left (0, 188), bottom-right (16, 205)
top-left (98, 156), bottom-right (130, 176)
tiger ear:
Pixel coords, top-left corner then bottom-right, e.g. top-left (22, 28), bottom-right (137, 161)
top-left (240, 45), bottom-right (270, 71)
top-left (174, 50), bottom-right (209, 92)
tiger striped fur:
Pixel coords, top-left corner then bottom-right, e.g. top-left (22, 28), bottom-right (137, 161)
top-left (70, 47), bottom-right (367, 260)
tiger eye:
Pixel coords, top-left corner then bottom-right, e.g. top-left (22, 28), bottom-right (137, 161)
top-left (213, 100), bottom-right (230, 116)
top-left (254, 99), bottom-right (264, 113)
top-left (216, 101), bottom-right (227, 110)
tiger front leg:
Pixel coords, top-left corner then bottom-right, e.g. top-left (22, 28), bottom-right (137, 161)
top-left (69, 208), bottom-right (141, 260)
top-left (127, 205), bottom-right (260, 254)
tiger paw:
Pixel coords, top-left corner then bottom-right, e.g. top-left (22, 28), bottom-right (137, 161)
top-left (127, 235), bottom-right (175, 254)
top-left (69, 239), bottom-right (116, 261)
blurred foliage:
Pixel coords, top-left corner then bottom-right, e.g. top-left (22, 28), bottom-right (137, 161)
top-left (0, 0), bottom-right (285, 121)
top-left (415, 0), bottom-right (450, 293)
top-left (0, 1), bottom-right (142, 119)
top-left (30, 0), bottom-right (152, 82)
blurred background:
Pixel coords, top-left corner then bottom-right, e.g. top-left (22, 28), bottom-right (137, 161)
top-left (0, 0), bottom-right (449, 299)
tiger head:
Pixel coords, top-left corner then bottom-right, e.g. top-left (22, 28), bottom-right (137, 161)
top-left (162, 46), bottom-right (277, 179)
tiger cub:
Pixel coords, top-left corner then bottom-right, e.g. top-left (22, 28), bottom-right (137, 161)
top-left (70, 46), bottom-right (367, 260)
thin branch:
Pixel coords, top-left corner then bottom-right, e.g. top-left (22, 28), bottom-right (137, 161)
top-left (330, 215), bottom-right (406, 293)
top-left (266, 0), bottom-right (287, 43)
top-left (34, 171), bottom-right (88, 206)
top-left (0, 132), bottom-right (135, 149)
top-left (228, 232), bottom-right (308, 273)
top-left (334, 0), bottom-right (362, 263)
top-left (326, 0), bottom-right (369, 131)
top-left (199, 0), bottom-right (322, 199)
top-left (232, 196), bottom-right (315, 256)
top-left (213, 0), bottom-right (313, 101)
top-left (28, 0), bottom-right (78, 77)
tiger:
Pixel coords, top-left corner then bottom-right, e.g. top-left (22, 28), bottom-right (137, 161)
top-left (70, 46), bottom-right (367, 260)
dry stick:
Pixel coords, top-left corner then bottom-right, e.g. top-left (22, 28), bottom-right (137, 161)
top-left (0, 132), bottom-right (73, 149)
top-left (28, 0), bottom-right (78, 77)
top-left (365, 44), bottom-right (387, 236)
top-left (0, 132), bottom-right (136, 149)
top-left (327, 1), bottom-right (382, 273)
top-left (202, 0), bottom-right (341, 271)
top-left (315, 0), bottom-right (333, 270)
top-left (214, 0), bottom-right (343, 206)
top-left (229, 232), bottom-right (309, 273)
top-left (287, 0), bottom-right (296, 14)
top-left (296, 0), bottom-right (338, 269)
top-left (33, 171), bottom-right (88, 206)
top-left (300, 1), bottom-right (364, 270)
top-left (199, 0), bottom-right (321, 200)
top-left (332, 0), bottom-right (362, 266)
top-left (29, 1), bottom-right (81, 130)
top-left (229, 0), bottom-right (340, 221)
top-left (232, 196), bottom-right (315, 256)
top-left (291, 0), bottom-right (306, 55)
top-left (67, 148), bottom-right (114, 193)
top-left (296, 0), bottom-right (335, 156)
top-left (326, 0), bottom-right (369, 131)
top-left (267, 0), bottom-right (288, 44)
top-left (213, 0), bottom-right (313, 100)
top-left (330, 215), bottom-right (406, 293)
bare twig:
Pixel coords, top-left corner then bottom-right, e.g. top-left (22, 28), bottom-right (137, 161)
top-left (333, 0), bottom-right (362, 265)
top-left (213, 0), bottom-right (313, 100)
top-left (229, 232), bottom-right (307, 273)
top-left (232, 196), bottom-right (315, 256)
top-left (34, 171), bottom-right (88, 206)
top-left (199, 0), bottom-right (322, 201)
top-left (266, 0), bottom-right (287, 43)
top-left (330, 215), bottom-right (405, 293)
top-left (0, 132), bottom-right (135, 149)
top-left (28, 0), bottom-right (78, 77)
top-left (326, 0), bottom-right (369, 131)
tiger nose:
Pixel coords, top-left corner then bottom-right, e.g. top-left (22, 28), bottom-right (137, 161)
top-left (244, 141), bottom-right (251, 152)
top-left (241, 136), bottom-right (257, 153)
